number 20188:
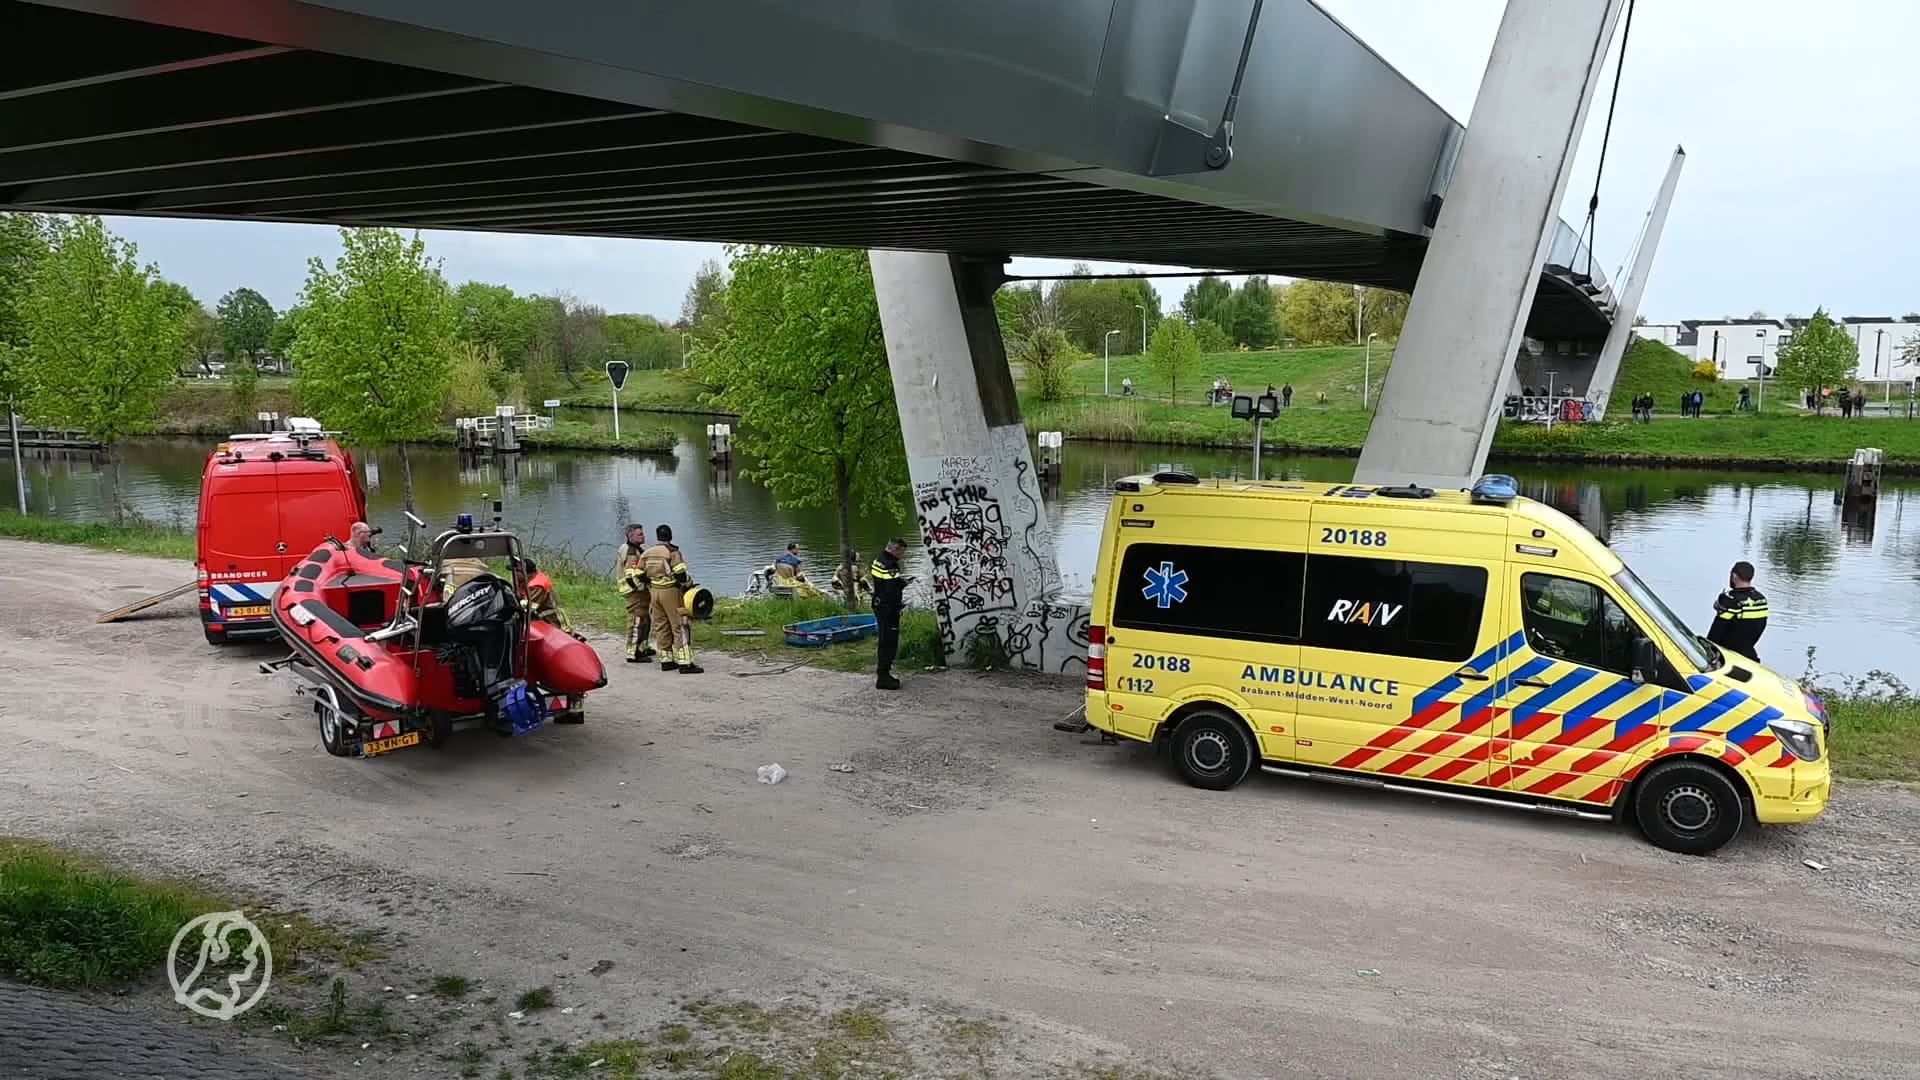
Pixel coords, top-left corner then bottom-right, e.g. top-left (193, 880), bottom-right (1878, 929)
top-left (1133, 654), bottom-right (1191, 672)
top-left (1321, 527), bottom-right (1388, 547)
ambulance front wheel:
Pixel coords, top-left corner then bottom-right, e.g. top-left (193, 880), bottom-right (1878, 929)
top-left (1632, 759), bottom-right (1745, 855)
top-left (1171, 710), bottom-right (1255, 791)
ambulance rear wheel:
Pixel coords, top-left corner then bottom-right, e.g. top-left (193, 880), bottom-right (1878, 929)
top-left (1632, 760), bottom-right (1744, 855)
top-left (1171, 710), bottom-right (1254, 791)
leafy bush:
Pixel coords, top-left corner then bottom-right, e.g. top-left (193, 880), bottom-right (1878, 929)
top-left (896, 611), bottom-right (946, 669)
top-left (1012, 323), bottom-right (1081, 404)
top-left (1691, 360), bottom-right (1720, 381)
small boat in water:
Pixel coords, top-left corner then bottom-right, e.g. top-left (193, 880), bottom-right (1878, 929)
top-left (782, 614), bottom-right (879, 648)
top-left (263, 514), bottom-right (606, 758)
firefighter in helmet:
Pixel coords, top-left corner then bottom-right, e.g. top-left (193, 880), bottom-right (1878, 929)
top-left (642, 524), bottom-right (703, 674)
top-left (615, 523), bottom-right (654, 663)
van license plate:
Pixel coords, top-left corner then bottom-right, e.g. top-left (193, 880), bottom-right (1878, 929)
top-left (361, 732), bottom-right (422, 757)
top-left (227, 605), bottom-right (271, 618)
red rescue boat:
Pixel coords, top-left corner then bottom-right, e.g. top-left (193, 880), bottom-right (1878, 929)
top-left (262, 515), bottom-right (606, 758)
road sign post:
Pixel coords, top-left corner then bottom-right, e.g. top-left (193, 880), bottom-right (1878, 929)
top-left (604, 360), bottom-right (629, 440)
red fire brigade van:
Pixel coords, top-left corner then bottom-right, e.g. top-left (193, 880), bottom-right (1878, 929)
top-left (196, 423), bottom-right (367, 644)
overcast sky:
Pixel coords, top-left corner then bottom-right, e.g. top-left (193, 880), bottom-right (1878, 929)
top-left (104, 0), bottom-right (1917, 324)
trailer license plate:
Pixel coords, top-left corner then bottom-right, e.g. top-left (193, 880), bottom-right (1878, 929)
top-left (361, 732), bottom-right (422, 757)
top-left (227, 605), bottom-right (271, 618)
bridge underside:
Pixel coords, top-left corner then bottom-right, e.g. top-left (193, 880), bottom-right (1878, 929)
top-left (0, 0), bottom-right (1608, 340)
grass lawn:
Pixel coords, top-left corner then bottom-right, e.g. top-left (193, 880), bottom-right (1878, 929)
top-left (0, 838), bottom-right (372, 990)
top-left (556, 367), bottom-right (721, 413)
top-left (420, 419), bottom-right (680, 454)
top-left (1825, 699), bottom-right (1920, 783)
top-left (0, 509), bottom-right (198, 559)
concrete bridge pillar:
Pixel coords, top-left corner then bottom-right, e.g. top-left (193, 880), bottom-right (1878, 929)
top-left (1355, 0), bottom-right (1628, 488)
top-left (870, 250), bottom-right (1086, 673)
top-left (1588, 146), bottom-right (1687, 420)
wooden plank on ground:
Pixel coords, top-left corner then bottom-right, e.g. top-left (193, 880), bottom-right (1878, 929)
top-left (95, 581), bottom-right (198, 624)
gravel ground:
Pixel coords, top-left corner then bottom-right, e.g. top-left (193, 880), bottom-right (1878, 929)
top-left (2, 538), bottom-right (1918, 1080)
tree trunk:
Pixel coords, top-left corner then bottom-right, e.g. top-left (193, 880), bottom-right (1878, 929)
top-left (397, 442), bottom-right (417, 551)
top-left (108, 443), bottom-right (126, 525)
top-left (834, 457), bottom-right (857, 612)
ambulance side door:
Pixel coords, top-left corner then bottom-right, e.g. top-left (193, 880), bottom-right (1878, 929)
top-left (1492, 568), bottom-right (1672, 807)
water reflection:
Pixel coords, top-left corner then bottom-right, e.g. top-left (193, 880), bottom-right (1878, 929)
top-left (7, 419), bottom-right (1917, 681)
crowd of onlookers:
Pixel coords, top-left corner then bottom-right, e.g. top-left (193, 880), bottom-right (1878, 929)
top-left (1621, 383), bottom-right (1883, 422)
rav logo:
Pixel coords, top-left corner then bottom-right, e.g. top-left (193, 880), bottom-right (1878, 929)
top-left (1326, 599), bottom-right (1402, 627)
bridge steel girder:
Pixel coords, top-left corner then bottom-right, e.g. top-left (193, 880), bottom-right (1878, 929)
top-left (23, 0), bottom-right (1457, 241)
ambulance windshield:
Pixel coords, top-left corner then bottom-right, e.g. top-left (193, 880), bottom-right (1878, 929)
top-left (1613, 565), bottom-right (1713, 672)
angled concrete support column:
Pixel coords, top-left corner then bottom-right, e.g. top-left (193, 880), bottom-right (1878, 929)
top-left (1587, 145), bottom-right (1687, 420)
top-left (869, 250), bottom-right (1076, 670)
top-left (1354, 0), bottom-right (1627, 489)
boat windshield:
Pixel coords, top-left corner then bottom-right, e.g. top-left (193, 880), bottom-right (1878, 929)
top-left (1613, 564), bottom-right (1713, 673)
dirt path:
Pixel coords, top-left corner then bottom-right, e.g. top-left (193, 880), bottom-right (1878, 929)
top-left (3, 538), bottom-right (1917, 1080)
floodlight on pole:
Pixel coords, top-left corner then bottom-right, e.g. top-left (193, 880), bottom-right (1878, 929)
top-left (1103, 329), bottom-right (1120, 397)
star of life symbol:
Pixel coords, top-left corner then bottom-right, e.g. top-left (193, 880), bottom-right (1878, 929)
top-left (168, 910), bottom-right (273, 1020)
top-left (1141, 560), bottom-right (1189, 609)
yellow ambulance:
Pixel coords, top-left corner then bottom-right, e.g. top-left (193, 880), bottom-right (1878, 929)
top-left (1084, 471), bottom-right (1831, 854)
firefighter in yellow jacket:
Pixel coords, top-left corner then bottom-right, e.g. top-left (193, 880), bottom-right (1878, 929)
top-left (615, 523), bottom-right (655, 663)
top-left (642, 524), bottom-right (703, 674)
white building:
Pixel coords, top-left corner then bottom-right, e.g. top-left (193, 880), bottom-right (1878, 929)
top-left (1640, 316), bottom-right (1920, 383)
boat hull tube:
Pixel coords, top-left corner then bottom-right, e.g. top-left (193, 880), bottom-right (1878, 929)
top-left (268, 533), bottom-right (605, 758)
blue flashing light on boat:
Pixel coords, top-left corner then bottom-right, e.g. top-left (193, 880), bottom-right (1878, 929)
top-left (1470, 474), bottom-right (1520, 505)
top-left (455, 512), bottom-right (475, 533)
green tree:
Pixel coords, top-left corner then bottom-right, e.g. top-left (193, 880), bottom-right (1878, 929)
top-left (1229, 276), bottom-right (1280, 348)
top-left (292, 228), bottom-right (455, 544)
top-left (445, 340), bottom-right (505, 419)
top-left (216, 287), bottom-right (275, 421)
top-left (528, 292), bottom-right (613, 388)
top-left (0, 213), bottom-right (51, 426)
top-left (182, 305), bottom-right (220, 377)
top-left (452, 281), bottom-right (537, 367)
top-left (679, 258), bottom-right (729, 347)
top-left (1146, 317), bottom-right (1201, 405)
top-left (1179, 275), bottom-right (1234, 332)
top-left (1280, 279), bottom-right (1358, 346)
top-left (994, 282), bottom-right (1042, 346)
top-left (20, 217), bottom-right (184, 522)
top-left (268, 302), bottom-right (306, 370)
top-left (1360, 287), bottom-right (1410, 341)
top-left (603, 312), bottom-right (681, 370)
top-left (1192, 317), bottom-right (1231, 354)
top-left (1772, 308), bottom-right (1857, 415)
top-left (697, 246), bottom-right (907, 608)
top-left (1009, 309), bottom-right (1083, 404)
top-left (215, 287), bottom-right (276, 368)
top-left (1045, 268), bottom-right (1162, 356)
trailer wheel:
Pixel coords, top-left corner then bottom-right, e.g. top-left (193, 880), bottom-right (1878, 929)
top-left (315, 700), bottom-right (351, 758)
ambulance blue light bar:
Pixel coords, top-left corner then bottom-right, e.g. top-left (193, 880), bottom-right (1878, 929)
top-left (1470, 474), bottom-right (1519, 505)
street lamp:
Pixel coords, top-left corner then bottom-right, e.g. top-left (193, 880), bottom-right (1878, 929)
top-left (1103, 329), bottom-right (1120, 397)
top-left (1133, 304), bottom-right (1147, 356)
top-left (1363, 332), bottom-right (1379, 408)
top-left (1231, 390), bottom-right (1282, 481)
top-left (1755, 328), bottom-right (1767, 411)
top-left (1877, 328), bottom-right (1889, 411)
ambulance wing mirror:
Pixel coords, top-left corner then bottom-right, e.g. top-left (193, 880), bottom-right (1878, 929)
top-left (1630, 637), bottom-right (1660, 685)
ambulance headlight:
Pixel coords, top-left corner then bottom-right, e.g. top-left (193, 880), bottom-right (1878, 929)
top-left (1768, 718), bottom-right (1822, 762)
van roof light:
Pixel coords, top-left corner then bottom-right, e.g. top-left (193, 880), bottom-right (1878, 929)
top-left (1470, 474), bottom-right (1519, 505)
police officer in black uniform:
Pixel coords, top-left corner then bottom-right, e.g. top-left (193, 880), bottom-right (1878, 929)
top-left (1706, 560), bottom-right (1769, 662)
top-left (869, 538), bottom-right (909, 691)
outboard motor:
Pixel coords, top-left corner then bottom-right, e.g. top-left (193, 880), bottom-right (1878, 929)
top-left (443, 575), bottom-right (545, 734)
top-left (445, 574), bottom-right (521, 682)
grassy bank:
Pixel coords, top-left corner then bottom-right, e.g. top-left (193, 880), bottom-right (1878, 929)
top-left (1017, 341), bottom-right (1920, 469)
top-left (420, 419), bottom-right (679, 455)
top-left (1826, 699), bottom-right (1920, 783)
top-left (0, 509), bottom-right (197, 559)
top-left (0, 838), bottom-right (369, 990)
top-left (556, 367), bottom-right (723, 414)
top-left (539, 553), bottom-right (943, 674)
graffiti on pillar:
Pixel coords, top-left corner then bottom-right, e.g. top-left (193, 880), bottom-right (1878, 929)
top-left (915, 456), bottom-right (1017, 657)
top-left (1003, 599), bottom-right (1092, 674)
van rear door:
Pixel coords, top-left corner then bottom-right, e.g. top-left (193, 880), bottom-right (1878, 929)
top-left (274, 457), bottom-right (357, 570)
top-left (200, 462), bottom-right (281, 626)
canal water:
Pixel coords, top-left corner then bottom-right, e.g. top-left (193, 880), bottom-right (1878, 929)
top-left (7, 411), bottom-right (1916, 683)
